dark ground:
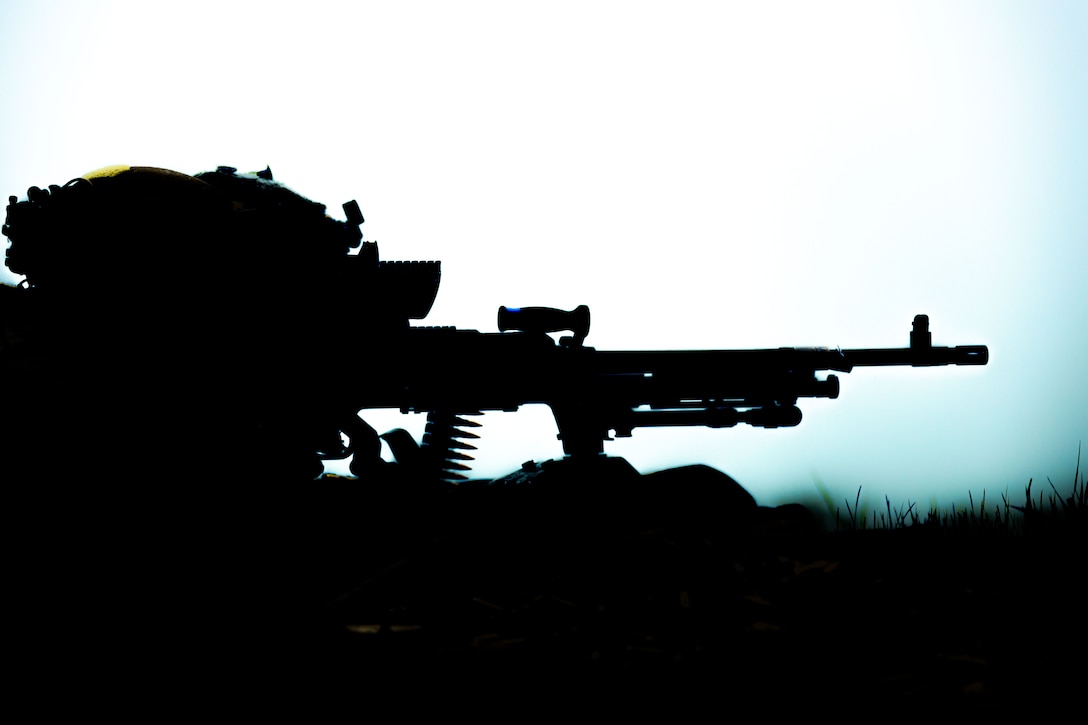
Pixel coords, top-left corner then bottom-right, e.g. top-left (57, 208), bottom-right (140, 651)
top-left (268, 467), bottom-right (1086, 710)
top-left (5, 462), bottom-right (1084, 715)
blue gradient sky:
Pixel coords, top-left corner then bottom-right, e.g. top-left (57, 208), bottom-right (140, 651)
top-left (2, 1), bottom-right (1084, 508)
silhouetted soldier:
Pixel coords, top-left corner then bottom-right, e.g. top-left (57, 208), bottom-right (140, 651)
top-left (2, 165), bottom-right (374, 694)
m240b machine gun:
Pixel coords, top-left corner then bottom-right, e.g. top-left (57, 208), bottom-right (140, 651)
top-left (331, 229), bottom-right (988, 483)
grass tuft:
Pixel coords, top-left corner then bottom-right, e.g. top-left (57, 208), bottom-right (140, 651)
top-left (815, 443), bottom-right (1085, 536)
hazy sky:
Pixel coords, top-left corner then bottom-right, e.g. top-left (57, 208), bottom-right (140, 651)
top-left (2, 1), bottom-right (1084, 509)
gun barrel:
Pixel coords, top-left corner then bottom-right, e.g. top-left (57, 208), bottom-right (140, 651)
top-left (591, 343), bottom-right (988, 378)
top-left (843, 345), bottom-right (988, 368)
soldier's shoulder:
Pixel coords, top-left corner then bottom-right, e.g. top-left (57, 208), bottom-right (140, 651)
top-left (0, 282), bottom-right (26, 315)
top-left (0, 283), bottom-right (40, 371)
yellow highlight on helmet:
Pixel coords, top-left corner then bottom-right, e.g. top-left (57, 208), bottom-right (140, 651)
top-left (82, 164), bottom-right (132, 179)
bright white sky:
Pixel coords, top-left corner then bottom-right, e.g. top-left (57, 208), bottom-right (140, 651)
top-left (2, 1), bottom-right (1085, 509)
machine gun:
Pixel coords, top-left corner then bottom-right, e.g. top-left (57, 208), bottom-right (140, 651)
top-left (325, 231), bottom-right (989, 484)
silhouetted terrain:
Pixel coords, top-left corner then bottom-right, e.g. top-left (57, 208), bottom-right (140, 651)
top-left (291, 474), bottom-right (1084, 708)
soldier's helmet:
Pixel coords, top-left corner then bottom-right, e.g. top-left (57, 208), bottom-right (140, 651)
top-left (3, 164), bottom-right (362, 298)
top-left (3, 166), bottom-right (231, 294)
